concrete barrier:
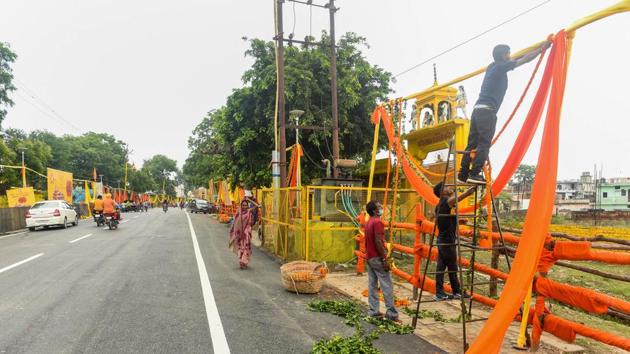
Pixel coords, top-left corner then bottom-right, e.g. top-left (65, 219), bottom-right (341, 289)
top-left (0, 207), bottom-right (29, 234)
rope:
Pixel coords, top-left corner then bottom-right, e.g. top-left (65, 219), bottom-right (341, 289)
top-left (492, 46), bottom-right (547, 145)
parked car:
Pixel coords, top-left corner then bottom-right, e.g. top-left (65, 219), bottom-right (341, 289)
top-left (26, 200), bottom-right (79, 231)
top-left (187, 199), bottom-right (210, 214)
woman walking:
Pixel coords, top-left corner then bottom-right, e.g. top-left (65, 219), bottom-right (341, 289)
top-left (229, 200), bottom-right (254, 269)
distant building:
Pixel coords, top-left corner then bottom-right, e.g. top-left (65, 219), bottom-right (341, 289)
top-left (554, 199), bottom-right (591, 215)
top-left (175, 184), bottom-right (186, 198)
top-left (556, 171), bottom-right (594, 201)
top-left (597, 178), bottom-right (630, 211)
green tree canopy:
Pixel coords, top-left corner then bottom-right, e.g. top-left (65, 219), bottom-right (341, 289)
top-left (513, 164), bottom-right (536, 186)
top-left (0, 128), bottom-right (180, 197)
top-left (0, 42), bottom-right (17, 129)
top-left (142, 154), bottom-right (179, 196)
top-left (184, 32), bottom-right (392, 188)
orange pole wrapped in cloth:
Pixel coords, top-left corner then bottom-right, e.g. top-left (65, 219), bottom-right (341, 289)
top-left (534, 277), bottom-right (630, 314)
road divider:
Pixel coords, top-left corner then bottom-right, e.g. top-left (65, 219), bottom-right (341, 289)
top-left (185, 212), bottom-right (231, 354)
top-left (69, 233), bottom-right (93, 244)
top-left (0, 253), bottom-right (44, 274)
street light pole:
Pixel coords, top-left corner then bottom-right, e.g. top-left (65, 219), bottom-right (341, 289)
top-left (328, 0), bottom-right (340, 178)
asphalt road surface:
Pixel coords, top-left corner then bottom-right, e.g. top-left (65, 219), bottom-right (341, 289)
top-left (0, 208), bottom-right (442, 354)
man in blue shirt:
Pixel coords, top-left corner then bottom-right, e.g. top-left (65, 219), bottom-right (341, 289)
top-left (459, 42), bottom-right (549, 185)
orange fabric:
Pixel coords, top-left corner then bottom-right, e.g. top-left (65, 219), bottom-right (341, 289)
top-left (544, 314), bottom-right (630, 351)
top-left (535, 277), bottom-right (609, 314)
top-left (553, 241), bottom-right (630, 264)
top-left (537, 246), bottom-right (557, 273)
top-left (103, 197), bottom-right (116, 214)
top-left (469, 30), bottom-right (568, 354)
top-left (531, 294), bottom-right (548, 347)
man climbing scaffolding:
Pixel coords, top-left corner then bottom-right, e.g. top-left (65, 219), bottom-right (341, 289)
top-left (432, 182), bottom-right (476, 300)
top-left (459, 41), bottom-right (550, 185)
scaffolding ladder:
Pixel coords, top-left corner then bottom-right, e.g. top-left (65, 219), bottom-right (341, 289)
top-left (410, 140), bottom-right (513, 352)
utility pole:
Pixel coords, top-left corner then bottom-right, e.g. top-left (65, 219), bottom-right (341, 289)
top-left (19, 148), bottom-right (27, 187)
top-left (162, 169), bottom-right (167, 195)
top-left (275, 0), bottom-right (287, 187)
top-left (328, 0), bottom-right (340, 177)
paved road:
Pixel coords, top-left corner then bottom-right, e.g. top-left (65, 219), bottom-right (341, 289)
top-left (0, 208), bottom-right (441, 353)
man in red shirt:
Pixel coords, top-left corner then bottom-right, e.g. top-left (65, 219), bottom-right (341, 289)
top-left (365, 200), bottom-right (399, 321)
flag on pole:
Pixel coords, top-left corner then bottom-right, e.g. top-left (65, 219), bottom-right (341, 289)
top-left (93, 167), bottom-right (97, 181)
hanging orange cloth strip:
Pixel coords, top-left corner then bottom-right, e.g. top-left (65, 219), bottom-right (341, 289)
top-left (468, 30), bottom-right (568, 354)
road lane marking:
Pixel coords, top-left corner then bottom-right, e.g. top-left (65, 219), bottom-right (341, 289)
top-left (185, 213), bottom-right (230, 354)
top-left (0, 253), bottom-right (44, 274)
top-left (121, 219), bottom-right (129, 224)
top-left (133, 216), bottom-right (139, 219)
top-left (69, 233), bottom-right (93, 243)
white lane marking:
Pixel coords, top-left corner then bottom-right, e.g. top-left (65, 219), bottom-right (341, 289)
top-left (185, 213), bottom-right (230, 353)
top-left (0, 253), bottom-right (45, 274)
top-left (121, 219), bottom-right (129, 224)
top-left (69, 233), bottom-right (93, 244)
top-left (0, 231), bottom-right (28, 240)
top-left (133, 216), bottom-right (139, 219)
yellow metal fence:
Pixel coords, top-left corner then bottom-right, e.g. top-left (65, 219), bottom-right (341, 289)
top-left (260, 185), bottom-right (421, 263)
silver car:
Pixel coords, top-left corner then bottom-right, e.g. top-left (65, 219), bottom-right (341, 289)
top-left (25, 200), bottom-right (79, 231)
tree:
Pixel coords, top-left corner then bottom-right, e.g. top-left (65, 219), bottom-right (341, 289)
top-left (0, 42), bottom-right (17, 129)
top-left (512, 164), bottom-right (536, 202)
top-left (0, 140), bottom-right (18, 193)
top-left (513, 164), bottom-right (536, 186)
top-left (65, 132), bottom-right (129, 184)
top-left (184, 32), bottom-right (392, 188)
top-left (142, 154), bottom-right (179, 196)
top-left (2, 128), bottom-right (52, 191)
top-left (128, 168), bottom-right (156, 194)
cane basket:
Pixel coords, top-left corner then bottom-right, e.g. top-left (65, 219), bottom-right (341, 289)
top-left (280, 261), bottom-right (328, 294)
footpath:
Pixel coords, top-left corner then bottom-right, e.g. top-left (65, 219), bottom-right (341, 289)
top-left (248, 223), bottom-right (588, 354)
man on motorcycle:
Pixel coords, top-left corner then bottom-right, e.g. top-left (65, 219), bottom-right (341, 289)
top-left (93, 195), bottom-right (105, 225)
top-left (103, 195), bottom-right (120, 220)
top-left (162, 199), bottom-right (168, 212)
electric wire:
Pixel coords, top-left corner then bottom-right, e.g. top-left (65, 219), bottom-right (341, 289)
top-left (13, 80), bottom-right (82, 133)
top-left (393, 0), bottom-right (552, 79)
top-left (13, 91), bottom-right (81, 133)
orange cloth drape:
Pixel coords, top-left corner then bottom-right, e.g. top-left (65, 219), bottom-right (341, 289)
top-left (468, 30), bottom-right (568, 354)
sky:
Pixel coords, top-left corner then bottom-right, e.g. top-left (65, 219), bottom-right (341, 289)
top-left (1, 0), bottom-right (629, 180)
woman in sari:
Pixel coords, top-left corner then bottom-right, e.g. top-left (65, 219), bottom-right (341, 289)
top-left (229, 200), bottom-right (254, 269)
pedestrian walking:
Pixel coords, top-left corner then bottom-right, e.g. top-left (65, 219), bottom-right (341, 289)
top-left (229, 200), bottom-right (254, 269)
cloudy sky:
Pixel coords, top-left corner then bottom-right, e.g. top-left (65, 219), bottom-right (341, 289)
top-left (1, 0), bottom-right (629, 180)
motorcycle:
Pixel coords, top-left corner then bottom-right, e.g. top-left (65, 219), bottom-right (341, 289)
top-left (162, 204), bottom-right (168, 213)
top-left (105, 214), bottom-right (119, 230)
top-left (93, 212), bottom-right (105, 227)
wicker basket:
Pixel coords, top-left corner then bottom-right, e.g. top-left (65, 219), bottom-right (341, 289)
top-left (280, 261), bottom-right (328, 294)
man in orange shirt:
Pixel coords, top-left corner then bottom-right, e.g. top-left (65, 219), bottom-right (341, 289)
top-left (93, 195), bottom-right (104, 214)
top-left (103, 194), bottom-right (120, 220)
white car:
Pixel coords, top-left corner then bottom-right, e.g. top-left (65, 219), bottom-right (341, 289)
top-left (26, 200), bottom-right (79, 231)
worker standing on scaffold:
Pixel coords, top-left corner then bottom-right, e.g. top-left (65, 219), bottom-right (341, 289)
top-left (458, 42), bottom-right (550, 185)
top-left (433, 182), bottom-right (477, 300)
